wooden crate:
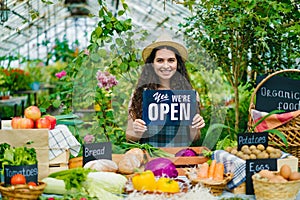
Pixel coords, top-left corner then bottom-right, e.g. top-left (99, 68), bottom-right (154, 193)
top-left (0, 129), bottom-right (50, 179)
top-left (49, 149), bottom-right (70, 165)
top-left (49, 164), bottom-right (69, 174)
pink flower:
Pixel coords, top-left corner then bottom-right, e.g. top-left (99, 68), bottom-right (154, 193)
top-left (84, 134), bottom-right (95, 144)
top-left (55, 70), bottom-right (67, 79)
top-left (96, 70), bottom-right (118, 90)
top-left (47, 198), bottom-right (55, 200)
top-left (84, 48), bottom-right (90, 56)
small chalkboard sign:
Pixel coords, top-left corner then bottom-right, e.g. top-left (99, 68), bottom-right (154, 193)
top-left (142, 90), bottom-right (197, 126)
top-left (4, 164), bottom-right (38, 185)
top-left (83, 142), bottom-right (112, 166)
top-left (246, 159), bottom-right (277, 194)
top-left (237, 132), bottom-right (268, 151)
top-left (256, 75), bottom-right (300, 112)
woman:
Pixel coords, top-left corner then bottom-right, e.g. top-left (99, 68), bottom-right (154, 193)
top-left (126, 33), bottom-right (205, 147)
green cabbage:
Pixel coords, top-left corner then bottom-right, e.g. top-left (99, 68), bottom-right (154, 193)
top-left (83, 172), bottom-right (127, 200)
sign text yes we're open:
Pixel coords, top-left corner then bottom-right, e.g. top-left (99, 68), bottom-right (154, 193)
top-left (142, 90), bottom-right (196, 126)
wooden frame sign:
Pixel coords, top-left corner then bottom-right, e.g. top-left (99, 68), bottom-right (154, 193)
top-left (142, 90), bottom-right (197, 126)
top-left (83, 142), bottom-right (112, 166)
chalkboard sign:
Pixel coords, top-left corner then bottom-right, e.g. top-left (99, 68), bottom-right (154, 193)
top-left (246, 159), bottom-right (277, 194)
top-left (83, 142), bottom-right (112, 166)
top-left (142, 90), bottom-right (197, 126)
top-left (256, 75), bottom-right (300, 112)
top-left (4, 164), bottom-right (38, 185)
top-left (237, 132), bottom-right (268, 151)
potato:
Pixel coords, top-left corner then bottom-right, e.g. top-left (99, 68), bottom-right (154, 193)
top-left (236, 151), bottom-right (244, 158)
top-left (252, 149), bottom-right (261, 155)
top-left (249, 154), bottom-right (257, 159)
top-left (257, 144), bottom-right (265, 151)
top-left (241, 145), bottom-right (249, 152)
top-left (243, 148), bottom-right (252, 155)
top-left (230, 148), bottom-right (238, 155)
top-left (263, 151), bottom-right (269, 159)
top-left (257, 152), bottom-right (265, 159)
top-left (269, 152), bottom-right (278, 159)
top-left (266, 146), bottom-right (275, 154)
top-left (242, 154), bottom-right (250, 160)
top-left (249, 145), bottom-right (256, 151)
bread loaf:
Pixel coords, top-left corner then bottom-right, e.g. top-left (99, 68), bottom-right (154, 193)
top-left (118, 153), bottom-right (141, 174)
top-left (83, 159), bottom-right (118, 172)
top-left (125, 148), bottom-right (145, 164)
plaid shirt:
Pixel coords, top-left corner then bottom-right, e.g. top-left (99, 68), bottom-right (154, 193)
top-left (140, 125), bottom-right (192, 147)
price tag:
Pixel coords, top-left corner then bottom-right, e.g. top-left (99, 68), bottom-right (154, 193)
top-left (4, 164), bottom-right (38, 185)
top-left (83, 142), bottom-right (112, 166)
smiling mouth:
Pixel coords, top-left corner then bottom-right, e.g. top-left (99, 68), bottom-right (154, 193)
top-left (160, 69), bottom-right (172, 74)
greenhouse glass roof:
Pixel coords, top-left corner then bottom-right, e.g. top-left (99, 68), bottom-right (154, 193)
top-left (0, 0), bottom-right (191, 60)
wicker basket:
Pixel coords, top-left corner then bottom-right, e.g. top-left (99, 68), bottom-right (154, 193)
top-left (248, 69), bottom-right (300, 166)
top-left (186, 172), bottom-right (233, 196)
top-left (252, 174), bottom-right (300, 200)
top-left (0, 182), bottom-right (46, 200)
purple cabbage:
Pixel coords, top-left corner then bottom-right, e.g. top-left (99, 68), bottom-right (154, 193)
top-left (144, 158), bottom-right (178, 178)
top-left (175, 148), bottom-right (197, 157)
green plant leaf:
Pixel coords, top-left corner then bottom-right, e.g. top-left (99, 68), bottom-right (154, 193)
top-left (265, 129), bottom-right (288, 148)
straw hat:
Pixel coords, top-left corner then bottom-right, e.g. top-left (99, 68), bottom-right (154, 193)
top-left (142, 33), bottom-right (188, 62)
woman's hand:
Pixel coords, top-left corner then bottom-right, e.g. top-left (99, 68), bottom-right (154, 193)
top-left (191, 114), bottom-right (205, 129)
top-left (133, 119), bottom-right (147, 137)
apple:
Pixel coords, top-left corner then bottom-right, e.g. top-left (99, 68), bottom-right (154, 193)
top-left (11, 117), bottom-right (34, 129)
top-left (24, 106), bottom-right (41, 121)
top-left (11, 117), bottom-right (22, 129)
top-left (35, 117), bottom-right (51, 129)
top-left (44, 115), bottom-right (57, 130)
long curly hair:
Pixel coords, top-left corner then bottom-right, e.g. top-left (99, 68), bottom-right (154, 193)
top-left (129, 45), bottom-right (195, 120)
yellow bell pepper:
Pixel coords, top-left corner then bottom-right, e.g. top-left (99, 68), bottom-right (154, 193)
top-left (131, 170), bottom-right (156, 191)
top-left (156, 177), bottom-right (180, 193)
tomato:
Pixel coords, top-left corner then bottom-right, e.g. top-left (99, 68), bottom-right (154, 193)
top-left (28, 182), bottom-right (37, 186)
top-left (132, 170), bottom-right (156, 191)
top-left (11, 174), bottom-right (26, 185)
top-left (156, 177), bottom-right (180, 193)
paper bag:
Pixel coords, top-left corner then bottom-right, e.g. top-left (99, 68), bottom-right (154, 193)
top-left (0, 129), bottom-right (49, 180)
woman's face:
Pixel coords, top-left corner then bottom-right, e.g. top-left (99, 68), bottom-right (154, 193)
top-left (153, 48), bottom-right (177, 84)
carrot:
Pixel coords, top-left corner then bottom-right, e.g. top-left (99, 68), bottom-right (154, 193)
top-left (208, 160), bottom-right (216, 179)
top-left (197, 162), bottom-right (209, 179)
top-left (213, 162), bottom-right (224, 181)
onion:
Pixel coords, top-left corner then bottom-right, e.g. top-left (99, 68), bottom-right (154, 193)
top-left (144, 158), bottom-right (178, 178)
top-left (175, 148), bottom-right (197, 157)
